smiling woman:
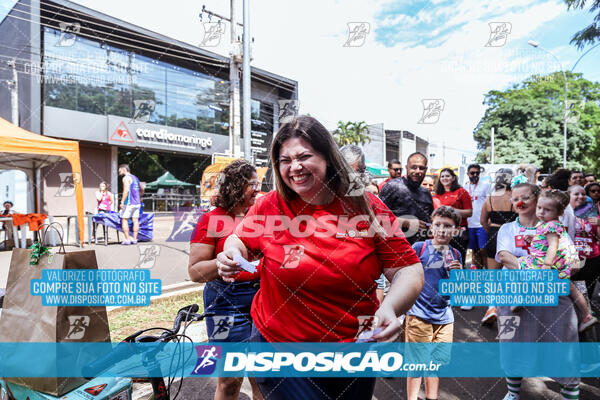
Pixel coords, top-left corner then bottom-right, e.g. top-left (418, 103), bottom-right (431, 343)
top-left (187, 159), bottom-right (263, 400)
top-left (216, 115), bottom-right (424, 400)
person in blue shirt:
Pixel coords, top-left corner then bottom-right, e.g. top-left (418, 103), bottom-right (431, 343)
top-left (405, 205), bottom-right (463, 400)
top-left (118, 164), bottom-right (142, 245)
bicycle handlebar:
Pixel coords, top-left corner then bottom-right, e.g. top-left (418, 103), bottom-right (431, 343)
top-left (82, 304), bottom-right (210, 378)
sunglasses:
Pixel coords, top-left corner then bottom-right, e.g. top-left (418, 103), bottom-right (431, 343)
top-left (391, 168), bottom-right (402, 172)
top-left (469, 171), bottom-right (480, 176)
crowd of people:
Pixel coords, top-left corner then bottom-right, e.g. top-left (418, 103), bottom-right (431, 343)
top-left (186, 115), bottom-right (598, 400)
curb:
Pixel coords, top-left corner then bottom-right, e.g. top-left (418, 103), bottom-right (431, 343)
top-left (107, 280), bottom-right (205, 313)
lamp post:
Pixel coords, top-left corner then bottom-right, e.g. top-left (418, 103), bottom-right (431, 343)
top-left (528, 40), bottom-right (568, 168)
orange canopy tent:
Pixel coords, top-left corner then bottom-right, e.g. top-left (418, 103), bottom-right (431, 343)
top-left (0, 117), bottom-right (85, 245)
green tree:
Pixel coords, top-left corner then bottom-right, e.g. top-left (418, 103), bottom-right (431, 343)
top-left (333, 121), bottom-right (372, 146)
top-left (473, 71), bottom-right (600, 172)
top-left (565, 0), bottom-right (600, 49)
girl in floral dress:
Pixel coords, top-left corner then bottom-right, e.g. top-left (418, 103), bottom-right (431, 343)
top-left (517, 190), bottom-right (595, 331)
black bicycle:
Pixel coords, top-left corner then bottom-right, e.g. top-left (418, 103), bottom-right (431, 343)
top-left (82, 304), bottom-right (213, 400)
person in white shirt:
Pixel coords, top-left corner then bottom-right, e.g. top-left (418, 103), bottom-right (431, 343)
top-left (465, 164), bottom-right (491, 269)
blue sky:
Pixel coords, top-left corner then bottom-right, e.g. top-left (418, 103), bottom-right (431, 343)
top-left (5, 0), bottom-right (599, 166)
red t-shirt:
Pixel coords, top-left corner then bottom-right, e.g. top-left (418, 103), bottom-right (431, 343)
top-left (378, 178), bottom-right (390, 191)
top-left (190, 207), bottom-right (258, 281)
top-left (433, 187), bottom-right (472, 227)
top-left (234, 191), bottom-right (420, 342)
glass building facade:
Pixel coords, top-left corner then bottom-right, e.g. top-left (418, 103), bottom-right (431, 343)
top-left (43, 27), bottom-right (230, 135)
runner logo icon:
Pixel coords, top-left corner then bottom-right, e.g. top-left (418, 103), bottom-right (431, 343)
top-left (65, 315), bottom-right (90, 340)
top-left (418, 99), bottom-right (445, 124)
top-left (56, 172), bottom-right (81, 197)
top-left (199, 22), bottom-right (226, 47)
top-left (56, 22), bottom-right (80, 47)
top-left (278, 100), bottom-right (299, 123)
top-left (281, 245), bottom-right (304, 269)
top-left (210, 316), bottom-right (234, 340)
top-left (131, 100), bottom-right (155, 123)
top-left (343, 22), bottom-right (370, 47)
top-left (497, 316), bottom-right (520, 340)
top-left (484, 22), bottom-right (512, 47)
top-left (192, 345), bottom-right (222, 375)
top-left (135, 245), bottom-right (161, 268)
top-left (346, 172), bottom-right (365, 197)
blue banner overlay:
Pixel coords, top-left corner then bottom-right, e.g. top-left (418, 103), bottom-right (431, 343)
top-left (30, 269), bottom-right (162, 306)
top-left (439, 269), bottom-right (570, 306)
top-left (0, 343), bottom-right (597, 377)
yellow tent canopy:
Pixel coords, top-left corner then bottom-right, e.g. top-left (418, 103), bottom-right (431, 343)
top-left (0, 117), bottom-right (85, 245)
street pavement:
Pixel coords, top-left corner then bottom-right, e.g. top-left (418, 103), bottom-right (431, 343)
top-left (173, 307), bottom-right (600, 400)
top-left (1, 215), bottom-right (599, 398)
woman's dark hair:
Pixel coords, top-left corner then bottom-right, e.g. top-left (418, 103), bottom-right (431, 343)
top-left (512, 182), bottom-right (541, 199)
top-left (270, 115), bottom-right (384, 235)
top-left (546, 168), bottom-right (571, 191)
top-left (495, 168), bottom-right (513, 191)
top-left (585, 182), bottom-right (600, 198)
top-left (539, 189), bottom-right (570, 215)
top-left (213, 159), bottom-right (256, 211)
top-left (435, 168), bottom-right (461, 195)
top-left (431, 205), bottom-right (461, 227)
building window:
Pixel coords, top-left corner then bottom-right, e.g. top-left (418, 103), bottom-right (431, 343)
top-left (43, 27), bottom-right (230, 135)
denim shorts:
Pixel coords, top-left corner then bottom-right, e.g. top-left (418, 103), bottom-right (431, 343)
top-left (468, 227), bottom-right (488, 250)
top-left (203, 279), bottom-right (259, 342)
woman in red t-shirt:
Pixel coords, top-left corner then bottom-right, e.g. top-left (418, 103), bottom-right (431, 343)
top-left (217, 116), bottom-right (423, 399)
top-left (188, 159), bottom-right (262, 400)
top-left (433, 168), bottom-right (472, 262)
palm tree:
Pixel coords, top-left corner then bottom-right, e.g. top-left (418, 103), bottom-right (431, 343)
top-left (333, 121), bottom-right (372, 146)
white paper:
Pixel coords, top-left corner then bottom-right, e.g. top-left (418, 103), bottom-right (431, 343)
top-left (355, 327), bottom-right (383, 343)
top-left (234, 254), bottom-right (257, 274)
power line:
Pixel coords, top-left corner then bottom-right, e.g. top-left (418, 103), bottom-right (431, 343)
top-left (8, 5), bottom-right (293, 91)
top-left (8, 3), bottom-right (296, 92)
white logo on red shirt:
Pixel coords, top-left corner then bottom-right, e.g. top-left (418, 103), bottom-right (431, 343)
top-left (281, 245), bottom-right (304, 269)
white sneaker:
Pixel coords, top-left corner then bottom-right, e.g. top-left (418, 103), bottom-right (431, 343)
top-left (502, 392), bottom-right (519, 400)
top-left (461, 305), bottom-right (473, 311)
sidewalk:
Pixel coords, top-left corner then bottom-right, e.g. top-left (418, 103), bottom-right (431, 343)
top-left (0, 214), bottom-right (193, 288)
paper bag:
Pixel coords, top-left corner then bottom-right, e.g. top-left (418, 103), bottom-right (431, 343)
top-left (0, 243), bottom-right (111, 396)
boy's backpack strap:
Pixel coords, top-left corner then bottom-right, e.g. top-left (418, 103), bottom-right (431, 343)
top-left (418, 239), bottom-right (430, 259)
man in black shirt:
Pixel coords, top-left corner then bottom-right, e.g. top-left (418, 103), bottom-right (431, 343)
top-left (380, 152), bottom-right (434, 244)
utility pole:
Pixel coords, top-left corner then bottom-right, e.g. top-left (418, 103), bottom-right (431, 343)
top-left (200, 3), bottom-right (244, 158)
top-left (242, 0), bottom-right (252, 162)
top-left (7, 59), bottom-right (19, 125)
top-left (230, 0), bottom-right (242, 157)
top-left (491, 127), bottom-right (495, 165)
